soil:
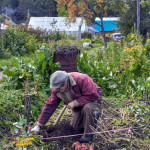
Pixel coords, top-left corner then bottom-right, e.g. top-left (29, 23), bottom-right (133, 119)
top-left (2, 99), bottom-right (149, 150)
top-left (54, 45), bottom-right (79, 55)
top-left (38, 118), bottom-right (121, 150)
top-left (39, 120), bottom-right (81, 150)
top-left (36, 99), bottom-right (150, 150)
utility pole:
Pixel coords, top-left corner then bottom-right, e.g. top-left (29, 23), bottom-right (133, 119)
top-left (27, 9), bottom-right (30, 21)
top-left (137, 0), bottom-right (140, 34)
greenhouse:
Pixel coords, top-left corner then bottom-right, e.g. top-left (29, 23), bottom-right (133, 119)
top-left (28, 17), bottom-right (88, 36)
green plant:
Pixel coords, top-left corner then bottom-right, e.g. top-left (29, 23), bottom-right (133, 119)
top-left (46, 31), bottom-right (67, 42)
top-left (33, 45), bottom-right (60, 91)
top-left (129, 101), bottom-right (149, 125)
top-left (81, 32), bottom-right (93, 39)
top-left (77, 51), bottom-right (121, 96)
top-left (145, 38), bottom-right (150, 58)
top-left (0, 86), bottom-right (24, 135)
top-left (94, 37), bottom-right (104, 45)
top-left (11, 116), bottom-right (44, 150)
top-left (81, 38), bottom-right (91, 43)
top-left (0, 28), bottom-right (38, 57)
top-left (2, 57), bottom-right (36, 89)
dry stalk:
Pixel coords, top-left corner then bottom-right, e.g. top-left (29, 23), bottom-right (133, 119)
top-left (29, 76), bottom-right (41, 95)
top-left (122, 120), bottom-right (134, 128)
top-left (96, 119), bottom-right (110, 138)
top-left (90, 125), bottom-right (109, 141)
top-left (107, 120), bottom-right (115, 129)
top-left (24, 74), bottom-right (29, 96)
top-left (98, 141), bottom-right (105, 145)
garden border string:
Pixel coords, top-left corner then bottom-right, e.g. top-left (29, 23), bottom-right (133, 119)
top-left (41, 126), bottom-right (140, 140)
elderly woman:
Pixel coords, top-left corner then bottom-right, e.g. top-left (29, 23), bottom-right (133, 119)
top-left (32, 71), bottom-right (103, 143)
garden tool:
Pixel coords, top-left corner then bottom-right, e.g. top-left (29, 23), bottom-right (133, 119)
top-left (27, 95), bottom-right (33, 125)
top-left (54, 105), bottom-right (67, 126)
top-left (25, 95), bottom-right (33, 132)
top-left (25, 76), bottom-right (41, 132)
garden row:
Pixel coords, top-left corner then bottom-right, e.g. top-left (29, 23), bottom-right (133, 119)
top-left (0, 27), bottom-right (150, 149)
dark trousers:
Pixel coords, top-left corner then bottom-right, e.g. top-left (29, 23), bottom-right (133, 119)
top-left (70, 101), bottom-right (100, 134)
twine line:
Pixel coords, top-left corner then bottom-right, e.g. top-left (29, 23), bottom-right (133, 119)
top-left (41, 126), bottom-right (140, 140)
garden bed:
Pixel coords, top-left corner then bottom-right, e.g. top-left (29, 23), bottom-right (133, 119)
top-left (33, 99), bottom-right (150, 150)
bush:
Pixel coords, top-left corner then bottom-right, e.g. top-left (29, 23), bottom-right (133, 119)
top-left (17, 25), bottom-right (46, 42)
top-left (45, 31), bottom-right (67, 42)
top-left (94, 37), bottom-right (104, 45)
top-left (17, 25), bottom-right (68, 42)
top-left (145, 39), bottom-right (150, 58)
top-left (81, 38), bottom-right (91, 43)
top-left (0, 28), bottom-right (38, 57)
top-left (33, 45), bottom-right (60, 90)
top-left (81, 32), bottom-right (93, 39)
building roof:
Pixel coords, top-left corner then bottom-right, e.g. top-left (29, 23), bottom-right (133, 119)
top-left (28, 17), bottom-right (87, 32)
top-left (95, 17), bottom-right (120, 21)
top-left (95, 17), bottom-right (120, 32)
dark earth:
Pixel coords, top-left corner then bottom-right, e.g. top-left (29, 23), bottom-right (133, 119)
top-left (36, 99), bottom-right (149, 150)
top-left (38, 119), bottom-right (119, 150)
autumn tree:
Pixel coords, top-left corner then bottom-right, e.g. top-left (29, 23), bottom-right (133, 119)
top-left (56, 0), bottom-right (128, 47)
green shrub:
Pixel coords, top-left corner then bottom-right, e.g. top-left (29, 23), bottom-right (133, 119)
top-left (81, 38), bottom-right (91, 43)
top-left (94, 37), bottom-right (104, 45)
top-left (18, 25), bottom-right (68, 42)
top-left (0, 28), bottom-right (38, 57)
top-left (45, 31), bottom-right (67, 42)
top-left (81, 32), bottom-right (93, 39)
top-left (33, 44), bottom-right (60, 91)
top-left (145, 38), bottom-right (150, 58)
top-left (0, 80), bottom-right (48, 136)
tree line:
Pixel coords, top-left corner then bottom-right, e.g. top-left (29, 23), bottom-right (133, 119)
top-left (0, 0), bottom-right (57, 23)
top-left (0, 0), bottom-right (150, 38)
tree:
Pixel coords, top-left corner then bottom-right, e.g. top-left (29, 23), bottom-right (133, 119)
top-left (19, 0), bottom-right (58, 22)
top-left (0, 0), bottom-right (58, 23)
top-left (119, 0), bottom-right (150, 38)
top-left (141, 0), bottom-right (150, 6)
top-left (137, 0), bottom-right (140, 34)
top-left (56, 0), bottom-right (128, 47)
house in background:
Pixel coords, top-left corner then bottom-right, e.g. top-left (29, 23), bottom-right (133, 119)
top-left (94, 17), bottom-right (120, 36)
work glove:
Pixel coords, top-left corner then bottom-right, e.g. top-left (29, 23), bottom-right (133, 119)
top-left (31, 124), bottom-right (40, 132)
